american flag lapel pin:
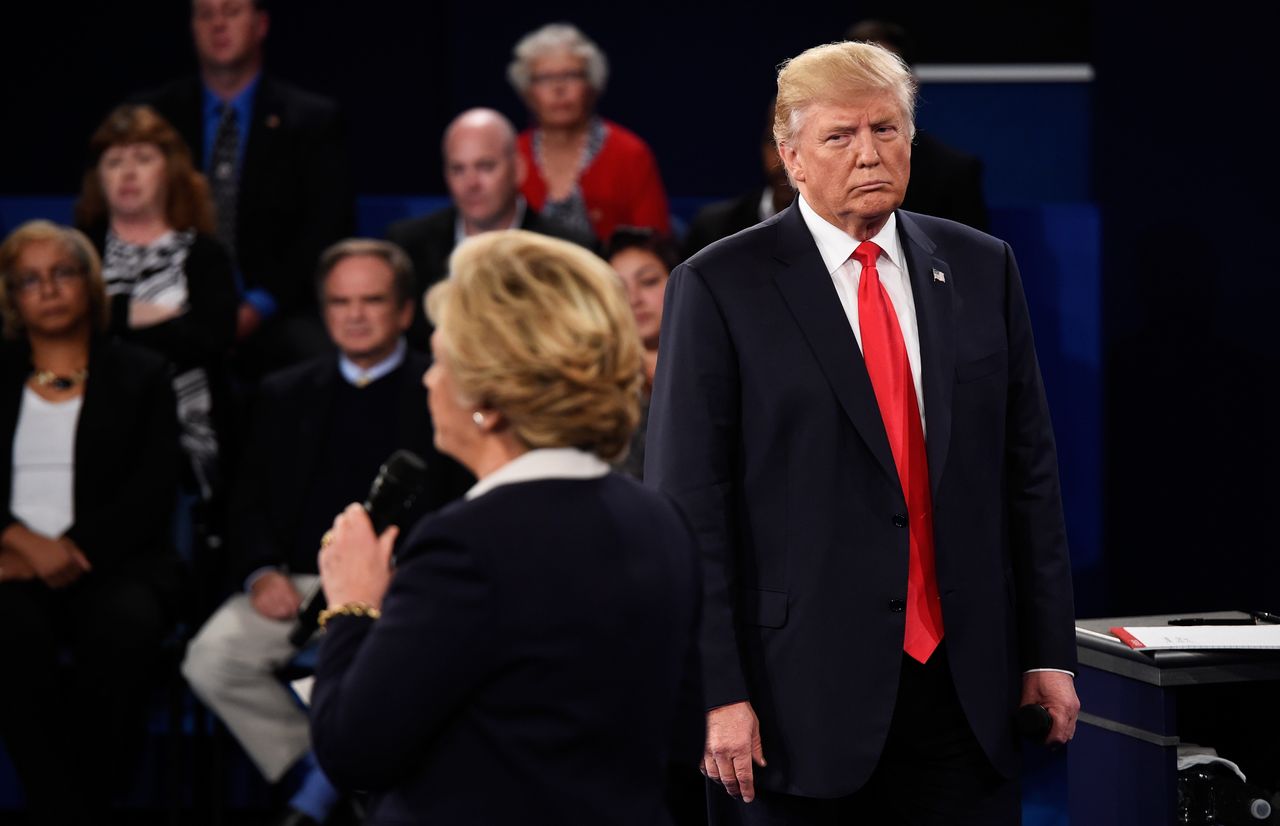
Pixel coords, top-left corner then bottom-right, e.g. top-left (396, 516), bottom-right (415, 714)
top-left (932, 268), bottom-right (946, 284)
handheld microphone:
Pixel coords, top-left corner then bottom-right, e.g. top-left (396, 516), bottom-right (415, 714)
top-left (288, 450), bottom-right (429, 647)
top-left (1015, 703), bottom-right (1053, 743)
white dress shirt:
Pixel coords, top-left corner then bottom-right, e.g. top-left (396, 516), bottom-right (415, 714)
top-left (797, 196), bottom-right (926, 435)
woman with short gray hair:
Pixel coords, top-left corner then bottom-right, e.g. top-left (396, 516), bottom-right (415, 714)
top-left (508, 22), bottom-right (671, 243)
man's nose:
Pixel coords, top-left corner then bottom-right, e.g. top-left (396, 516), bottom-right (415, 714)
top-left (852, 132), bottom-right (880, 166)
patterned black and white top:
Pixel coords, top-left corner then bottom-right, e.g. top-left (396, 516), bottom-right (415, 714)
top-left (103, 229), bottom-right (216, 498)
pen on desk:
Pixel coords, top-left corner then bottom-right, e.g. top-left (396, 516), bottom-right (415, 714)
top-left (1250, 611), bottom-right (1280, 624)
top-left (1166, 618), bottom-right (1256, 626)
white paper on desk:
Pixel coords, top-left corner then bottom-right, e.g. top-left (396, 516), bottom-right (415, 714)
top-left (291, 676), bottom-right (314, 707)
top-left (1111, 625), bottom-right (1280, 650)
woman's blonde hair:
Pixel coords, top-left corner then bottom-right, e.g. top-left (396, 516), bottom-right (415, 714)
top-left (0, 220), bottom-right (110, 340)
top-left (427, 230), bottom-right (643, 461)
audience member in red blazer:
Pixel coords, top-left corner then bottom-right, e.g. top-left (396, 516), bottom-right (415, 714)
top-left (509, 23), bottom-right (670, 242)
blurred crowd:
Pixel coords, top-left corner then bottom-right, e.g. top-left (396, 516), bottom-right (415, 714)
top-left (0, 3), bottom-right (989, 825)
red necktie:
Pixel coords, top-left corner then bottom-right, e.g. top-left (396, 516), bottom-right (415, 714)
top-left (852, 241), bottom-right (944, 663)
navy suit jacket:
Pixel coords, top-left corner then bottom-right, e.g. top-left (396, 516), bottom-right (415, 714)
top-left (311, 474), bottom-right (703, 825)
top-left (645, 204), bottom-right (1074, 797)
top-left (137, 74), bottom-right (356, 316)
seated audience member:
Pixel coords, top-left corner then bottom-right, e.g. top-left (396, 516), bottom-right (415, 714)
top-left (845, 19), bottom-right (991, 231)
top-left (182, 239), bottom-right (471, 826)
top-left (509, 23), bottom-right (671, 242)
top-left (605, 227), bottom-right (679, 481)
top-left (138, 0), bottom-right (356, 378)
top-left (386, 107), bottom-right (596, 349)
top-left (310, 230), bottom-right (702, 825)
top-left (75, 103), bottom-right (237, 502)
top-left (0, 221), bottom-right (180, 826)
top-left (684, 99), bottom-right (794, 257)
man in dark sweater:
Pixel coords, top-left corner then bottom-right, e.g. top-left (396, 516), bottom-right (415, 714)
top-left (182, 239), bottom-right (471, 826)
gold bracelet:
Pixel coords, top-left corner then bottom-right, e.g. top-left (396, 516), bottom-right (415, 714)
top-left (318, 602), bottom-right (382, 629)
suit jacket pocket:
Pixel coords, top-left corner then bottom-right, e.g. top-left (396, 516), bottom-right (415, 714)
top-left (955, 349), bottom-right (1008, 383)
top-left (739, 588), bottom-right (788, 628)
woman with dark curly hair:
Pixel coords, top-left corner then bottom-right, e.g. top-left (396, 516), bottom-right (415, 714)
top-left (309, 230), bottom-right (701, 825)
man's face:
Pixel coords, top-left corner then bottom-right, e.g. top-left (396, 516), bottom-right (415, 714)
top-left (777, 91), bottom-right (911, 238)
top-left (191, 0), bottom-right (267, 73)
top-left (321, 255), bottom-right (412, 366)
top-left (444, 123), bottom-right (523, 233)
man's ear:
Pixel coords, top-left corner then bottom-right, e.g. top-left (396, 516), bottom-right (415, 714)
top-left (776, 141), bottom-right (804, 184)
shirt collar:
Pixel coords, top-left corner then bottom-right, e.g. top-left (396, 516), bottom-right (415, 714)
top-left (453, 196), bottom-right (527, 248)
top-left (466, 447), bottom-right (609, 501)
top-left (797, 195), bottom-right (903, 275)
top-left (338, 337), bottom-right (407, 388)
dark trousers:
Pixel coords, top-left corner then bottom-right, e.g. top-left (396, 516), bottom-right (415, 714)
top-left (718, 644), bottom-right (1020, 825)
top-left (0, 575), bottom-right (168, 826)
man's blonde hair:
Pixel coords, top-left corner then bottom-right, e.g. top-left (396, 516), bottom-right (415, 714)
top-left (773, 40), bottom-right (917, 148)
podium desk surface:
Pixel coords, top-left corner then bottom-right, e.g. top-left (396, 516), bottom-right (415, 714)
top-left (1076, 611), bottom-right (1280, 688)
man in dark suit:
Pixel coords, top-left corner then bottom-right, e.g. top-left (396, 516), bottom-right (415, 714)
top-left (386, 108), bottom-right (596, 348)
top-left (182, 239), bottom-right (471, 826)
top-left (646, 41), bottom-right (1078, 824)
top-left (138, 0), bottom-right (355, 377)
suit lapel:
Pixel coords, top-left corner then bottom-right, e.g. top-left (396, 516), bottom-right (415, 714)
top-left (896, 211), bottom-right (955, 499)
top-left (770, 206), bottom-right (899, 488)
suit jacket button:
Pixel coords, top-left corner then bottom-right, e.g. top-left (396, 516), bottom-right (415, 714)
top-left (888, 598), bottom-right (905, 612)
top-left (892, 513), bottom-right (907, 528)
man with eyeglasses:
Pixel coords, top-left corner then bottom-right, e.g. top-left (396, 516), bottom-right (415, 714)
top-left (136, 0), bottom-right (355, 379)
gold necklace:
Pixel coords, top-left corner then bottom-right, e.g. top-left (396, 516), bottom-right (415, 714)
top-left (31, 368), bottom-right (89, 391)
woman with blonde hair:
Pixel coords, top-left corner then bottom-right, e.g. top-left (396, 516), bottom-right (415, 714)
top-left (76, 103), bottom-right (236, 501)
top-left (310, 229), bottom-right (701, 825)
top-left (0, 220), bottom-right (180, 825)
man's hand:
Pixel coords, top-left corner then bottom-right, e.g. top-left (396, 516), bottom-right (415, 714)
top-left (250, 570), bottom-right (302, 620)
top-left (1021, 671), bottom-right (1080, 746)
top-left (236, 301), bottom-right (263, 341)
top-left (704, 700), bottom-right (766, 802)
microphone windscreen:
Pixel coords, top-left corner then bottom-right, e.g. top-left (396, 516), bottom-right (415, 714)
top-left (1015, 703), bottom-right (1053, 742)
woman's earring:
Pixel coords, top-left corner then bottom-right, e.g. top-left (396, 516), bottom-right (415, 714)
top-left (472, 411), bottom-right (486, 429)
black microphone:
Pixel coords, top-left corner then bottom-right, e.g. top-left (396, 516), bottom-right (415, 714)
top-left (288, 450), bottom-right (429, 647)
top-left (1015, 703), bottom-right (1053, 743)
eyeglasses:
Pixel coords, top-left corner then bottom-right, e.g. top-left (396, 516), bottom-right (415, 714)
top-left (10, 265), bottom-right (84, 294)
top-left (529, 70), bottom-right (589, 87)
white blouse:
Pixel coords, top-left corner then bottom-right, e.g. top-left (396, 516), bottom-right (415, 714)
top-left (10, 386), bottom-right (81, 538)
